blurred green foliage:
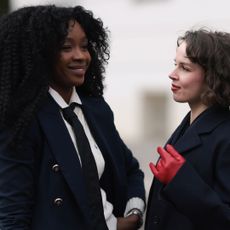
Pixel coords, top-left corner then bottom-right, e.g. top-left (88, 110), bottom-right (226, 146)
top-left (0, 0), bottom-right (9, 15)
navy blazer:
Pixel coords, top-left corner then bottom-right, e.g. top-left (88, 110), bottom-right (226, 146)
top-left (0, 94), bottom-right (145, 230)
top-left (145, 106), bottom-right (230, 230)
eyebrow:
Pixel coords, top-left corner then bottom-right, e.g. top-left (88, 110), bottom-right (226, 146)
top-left (64, 37), bottom-right (88, 43)
top-left (174, 58), bottom-right (192, 65)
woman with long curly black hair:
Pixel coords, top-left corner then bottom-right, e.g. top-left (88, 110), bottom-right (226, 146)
top-left (0, 5), bottom-right (145, 230)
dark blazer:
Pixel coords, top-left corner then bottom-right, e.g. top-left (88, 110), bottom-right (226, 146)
top-left (0, 94), bottom-right (145, 230)
top-left (145, 106), bottom-right (230, 230)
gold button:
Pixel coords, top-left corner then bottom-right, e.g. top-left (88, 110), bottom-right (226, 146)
top-left (54, 197), bottom-right (63, 206)
top-left (52, 164), bottom-right (60, 172)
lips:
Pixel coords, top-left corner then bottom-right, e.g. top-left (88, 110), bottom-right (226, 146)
top-left (68, 65), bottom-right (87, 75)
top-left (171, 83), bottom-right (181, 92)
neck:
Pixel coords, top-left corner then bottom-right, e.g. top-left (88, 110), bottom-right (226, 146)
top-left (49, 85), bottom-right (73, 104)
top-left (189, 103), bottom-right (208, 124)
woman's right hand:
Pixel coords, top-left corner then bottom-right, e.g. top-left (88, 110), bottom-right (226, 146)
top-left (117, 215), bottom-right (140, 230)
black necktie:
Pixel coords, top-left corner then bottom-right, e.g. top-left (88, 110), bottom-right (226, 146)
top-left (62, 103), bottom-right (108, 230)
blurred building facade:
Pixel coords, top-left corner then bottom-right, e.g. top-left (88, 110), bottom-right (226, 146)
top-left (9, 0), bottom-right (230, 203)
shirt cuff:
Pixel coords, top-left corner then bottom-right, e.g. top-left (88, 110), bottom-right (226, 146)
top-left (106, 214), bottom-right (117, 230)
top-left (124, 197), bottom-right (145, 217)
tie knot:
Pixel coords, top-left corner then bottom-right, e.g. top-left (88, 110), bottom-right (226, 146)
top-left (63, 102), bottom-right (81, 112)
top-left (69, 102), bottom-right (78, 111)
top-left (62, 102), bottom-right (80, 124)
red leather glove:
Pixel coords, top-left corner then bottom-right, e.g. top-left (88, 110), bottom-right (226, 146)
top-left (149, 144), bottom-right (185, 184)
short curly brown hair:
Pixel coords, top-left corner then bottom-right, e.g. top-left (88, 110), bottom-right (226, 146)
top-left (177, 28), bottom-right (230, 107)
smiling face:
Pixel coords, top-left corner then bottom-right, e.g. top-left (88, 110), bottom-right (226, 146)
top-left (169, 41), bottom-right (206, 110)
top-left (50, 20), bottom-right (91, 102)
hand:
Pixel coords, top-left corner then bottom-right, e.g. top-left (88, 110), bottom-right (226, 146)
top-left (117, 215), bottom-right (140, 230)
top-left (149, 144), bottom-right (185, 184)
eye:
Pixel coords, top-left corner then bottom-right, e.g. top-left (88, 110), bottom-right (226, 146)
top-left (81, 41), bottom-right (89, 51)
top-left (61, 44), bottom-right (72, 51)
top-left (81, 45), bottom-right (88, 51)
top-left (61, 39), bottom-right (72, 51)
top-left (181, 65), bottom-right (190, 72)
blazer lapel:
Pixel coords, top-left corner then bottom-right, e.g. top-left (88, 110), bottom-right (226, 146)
top-left (78, 99), bottom-right (124, 193)
top-left (173, 128), bottom-right (201, 154)
top-left (166, 112), bottom-right (190, 146)
top-left (80, 103), bottom-right (116, 167)
top-left (37, 97), bottom-right (90, 222)
top-left (166, 111), bottom-right (201, 154)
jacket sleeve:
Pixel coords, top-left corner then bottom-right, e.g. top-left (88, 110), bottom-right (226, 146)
top-left (119, 137), bottom-right (146, 202)
top-left (0, 120), bottom-right (42, 230)
top-left (163, 140), bottom-right (230, 230)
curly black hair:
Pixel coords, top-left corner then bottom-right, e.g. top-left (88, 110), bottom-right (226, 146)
top-left (177, 28), bottom-right (230, 107)
top-left (0, 5), bottom-right (110, 149)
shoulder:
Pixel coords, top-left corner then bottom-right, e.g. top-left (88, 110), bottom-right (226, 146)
top-left (80, 94), bottom-right (113, 115)
top-left (194, 106), bottom-right (230, 134)
top-left (203, 111), bottom-right (230, 151)
top-left (213, 117), bottom-right (230, 139)
top-left (79, 93), bottom-right (107, 105)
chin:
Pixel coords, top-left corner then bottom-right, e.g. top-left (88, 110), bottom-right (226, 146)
top-left (74, 78), bottom-right (85, 87)
top-left (173, 97), bottom-right (187, 103)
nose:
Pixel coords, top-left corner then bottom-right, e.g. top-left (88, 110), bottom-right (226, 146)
top-left (168, 68), bottom-right (178, 80)
top-left (72, 47), bottom-right (85, 61)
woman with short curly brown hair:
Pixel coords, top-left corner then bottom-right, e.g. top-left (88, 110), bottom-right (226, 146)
top-left (146, 28), bottom-right (230, 230)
